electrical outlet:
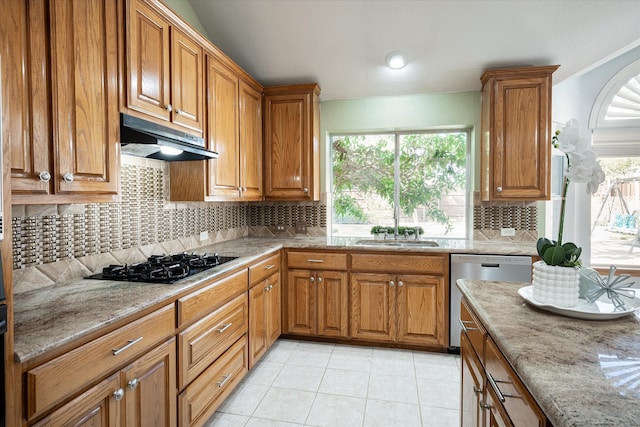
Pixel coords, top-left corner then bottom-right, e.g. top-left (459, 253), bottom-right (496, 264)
top-left (295, 222), bottom-right (307, 233)
top-left (276, 224), bottom-right (285, 231)
top-left (500, 227), bottom-right (516, 237)
top-left (199, 231), bottom-right (209, 241)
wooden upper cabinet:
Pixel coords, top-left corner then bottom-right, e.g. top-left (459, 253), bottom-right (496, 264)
top-left (263, 84), bottom-right (320, 201)
top-left (10, 0), bottom-right (120, 203)
top-left (126, 0), bottom-right (204, 136)
top-left (170, 28), bottom-right (204, 133)
top-left (239, 80), bottom-right (263, 200)
top-left (480, 66), bottom-right (559, 201)
top-left (50, 0), bottom-right (120, 196)
top-left (126, 0), bottom-right (171, 122)
top-left (8, 0), bottom-right (51, 197)
top-left (207, 56), bottom-right (240, 199)
top-left (171, 56), bottom-right (263, 202)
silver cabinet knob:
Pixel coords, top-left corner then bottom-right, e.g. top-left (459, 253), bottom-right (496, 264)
top-left (310, 276), bottom-right (315, 282)
top-left (62, 173), bottom-right (74, 182)
top-left (39, 171), bottom-right (51, 182)
top-left (113, 388), bottom-right (124, 401)
top-left (496, 186), bottom-right (503, 192)
top-left (165, 104), bottom-right (173, 112)
top-left (128, 378), bottom-right (138, 390)
top-left (303, 188), bottom-right (309, 193)
top-left (390, 281), bottom-right (395, 287)
top-left (317, 277), bottom-right (323, 283)
top-left (176, 108), bottom-right (183, 115)
top-left (398, 281), bottom-right (404, 287)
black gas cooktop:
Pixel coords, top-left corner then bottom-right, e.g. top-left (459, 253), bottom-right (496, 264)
top-left (86, 253), bottom-right (238, 284)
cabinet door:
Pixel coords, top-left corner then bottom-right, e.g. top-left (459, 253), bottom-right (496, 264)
top-left (239, 80), bottom-right (263, 200)
top-left (49, 0), bottom-right (119, 196)
top-left (350, 273), bottom-right (395, 342)
top-left (127, 0), bottom-right (171, 121)
top-left (249, 281), bottom-right (268, 368)
top-left (32, 373), bottom-right (121, 427)
top-left (484, 385), bottom-right (513, 427)
top-left (316, 271), bottom-right (348, 338)
top-left (396, 274), bottom-right (445, 346)
top-left (122, 338), bottom-right (176, 427)
top-left (461, 333), bottom-right (484, 427)
top-left (170, 27), bottom-right (204, 134)
top-left (492, 76), bottom-right (551, 200)
top-left (286, 269), bottom-right (315, 335)
top-left (266, 272), bottom-right (282, 347)
top-left (207, 56), bottom-right (240, 199)
top-left (264, 93), bottom-right (311, 199)
top-left (9, 0), bottom-right (52, 196)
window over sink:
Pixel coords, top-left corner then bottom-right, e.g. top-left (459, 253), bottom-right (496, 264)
top-left (330, 130), bottom-right (469, 239)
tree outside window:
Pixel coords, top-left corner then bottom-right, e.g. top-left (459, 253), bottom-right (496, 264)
top-left (331, 131), bottom-right (468, 238)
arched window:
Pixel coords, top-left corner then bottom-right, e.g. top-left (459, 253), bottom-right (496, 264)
top-left (588, 59), bottom-right (640, 272)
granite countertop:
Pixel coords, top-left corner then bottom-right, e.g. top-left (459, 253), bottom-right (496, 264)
top-left (13, 236), bottom-right (536, 364)
top-left (457, 279), bottom-right (640, 427)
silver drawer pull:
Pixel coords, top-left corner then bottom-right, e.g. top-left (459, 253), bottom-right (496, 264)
top-left (458, 318), bottom-right (479, 332)
top-left (113, 388), bottom-right (124, 401)
top-left (216, 323), bottom-right (232, 333)
top-left (128, 378), bottom-right (139, 390)
top-left (473, 386), bottom-right (482, 395)
top-left (307, 259), bottom-right (324, 263)
top-left (487, 373), bottom-right (520, 402)
top-left (264, 264), bottom-right (275, 270)
top-left (487, 373), bottom-right (505, 402)
top-left (112, 337), bottom-right (143, 356)
top-left (217, 374), bottom-right (232, 388)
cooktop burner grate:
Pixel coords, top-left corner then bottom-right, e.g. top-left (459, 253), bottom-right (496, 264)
top-left (86, 253), bottom-right (238, 284)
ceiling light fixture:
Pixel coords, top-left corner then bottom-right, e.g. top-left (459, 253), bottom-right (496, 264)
top-left (385, 51), bottom-right (408, 69)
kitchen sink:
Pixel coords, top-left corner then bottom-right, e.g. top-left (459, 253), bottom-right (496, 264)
top-left (354, 239), bottom-right (439, 247)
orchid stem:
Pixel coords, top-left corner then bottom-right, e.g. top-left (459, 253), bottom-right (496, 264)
top-left (557, 154), bottom-right (571, 246)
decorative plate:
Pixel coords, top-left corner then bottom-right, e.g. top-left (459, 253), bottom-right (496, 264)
top-left (518, 285), bottom-right (640, 320)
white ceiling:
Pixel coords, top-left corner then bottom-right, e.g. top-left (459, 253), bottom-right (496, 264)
top-left (187, 0), bottom-right (640, 101)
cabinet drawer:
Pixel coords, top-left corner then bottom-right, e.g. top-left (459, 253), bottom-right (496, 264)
top-left (461, 298), bottom-right (486, 362)
top-left (485, 337), bottom-right (546, 427)
top-left (178, 269), bottom-right (248, 326)
top-left (351, 253), bottom-right (445, 275)
top-left (26, 304), bottom-right (175, 421)
top-left (178, 293), bottom-right (248, 389)
top-left (178, 336), bottom-right (248, 427)
top-left (287, 251), bottom-right (347, 270)
top-left (249, 252), bottom-right (281, 286)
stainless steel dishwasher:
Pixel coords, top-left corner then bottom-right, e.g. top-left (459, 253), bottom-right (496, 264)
top-left (449, 254), bottom-right (532, 350)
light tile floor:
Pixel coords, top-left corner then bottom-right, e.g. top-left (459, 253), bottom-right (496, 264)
top-left (205, 339), bottom-right (461, 427)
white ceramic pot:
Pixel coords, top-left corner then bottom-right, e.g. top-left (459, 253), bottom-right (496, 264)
top-left (532, 260), bottom-right (580, 307)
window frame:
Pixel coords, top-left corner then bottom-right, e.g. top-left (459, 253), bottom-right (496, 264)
top-left (328, 128), bottom-right (472, 239)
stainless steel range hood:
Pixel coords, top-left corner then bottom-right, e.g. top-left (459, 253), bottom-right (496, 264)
top-left (120, 113), bottom-right (218, 161)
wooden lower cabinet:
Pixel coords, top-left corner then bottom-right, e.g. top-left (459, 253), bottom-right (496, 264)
top-left (350, 273), bottom-right (445, 346)
top-left (33, 338), bottom-right (176, 427)
top-left (249, 272), bottom-right (281, 367)
top-left (461, 333), bottom-right (484, 427)
top-left (285, 269), bottom-right (348, 338)
top-left (178, 336), bottom-right (248, 427)
top-left (461, 298), bottom-right (548, 427)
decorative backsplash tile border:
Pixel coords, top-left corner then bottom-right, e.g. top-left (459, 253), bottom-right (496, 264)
top-left (472, 192), bottom-right (538, 241)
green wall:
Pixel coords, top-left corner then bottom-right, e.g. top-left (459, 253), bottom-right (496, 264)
top-left (319, 91), bottom-right (482, 192)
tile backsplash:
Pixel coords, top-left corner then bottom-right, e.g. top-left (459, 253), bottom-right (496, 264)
top-left (472, 192), bottom-right (538, 241)
top-left (11, 156), bottom-right (326, 271)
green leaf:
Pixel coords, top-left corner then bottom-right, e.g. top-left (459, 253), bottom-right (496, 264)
top-left (536, 238), bottom-right (553, 256)
top-left (542, 245), bottom-right (566, 266)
